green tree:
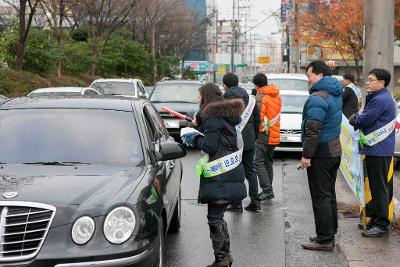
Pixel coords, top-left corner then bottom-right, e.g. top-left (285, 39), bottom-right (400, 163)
top-left (0, 28), bottom-right (59, 74)
top-left (62, 40), bottom-right (93, 75)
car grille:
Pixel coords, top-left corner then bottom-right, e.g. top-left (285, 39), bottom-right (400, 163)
top-left (0, 202), bottom-right (56, 262)
top-left (280, 129), bottom-right (302, 135)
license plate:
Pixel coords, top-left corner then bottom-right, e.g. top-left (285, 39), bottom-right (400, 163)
top-left (281, 135), bottom-right (301, 142)
top-left (164, 119), bottom-right (180, 128)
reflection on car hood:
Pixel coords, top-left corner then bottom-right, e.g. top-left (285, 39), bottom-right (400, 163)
top-left (152, 102), bottom-right (199, 118)
top-left (280, 113), bottom-right (302, 130)
top-left (0, 165), bottom-right (145, 227)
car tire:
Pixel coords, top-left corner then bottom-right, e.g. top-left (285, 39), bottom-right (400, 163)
top-left (153, 220), bottom-right (165, 267)
top-left (168, 188), bottom-right (181, 233)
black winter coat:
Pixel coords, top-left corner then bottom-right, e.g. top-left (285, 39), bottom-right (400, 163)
top-left (342, 86), bottom-right (359, 119)
top-left (223, 86), bottom-right (260, 150)
top-left (194, 99), bottom-right (247, 204)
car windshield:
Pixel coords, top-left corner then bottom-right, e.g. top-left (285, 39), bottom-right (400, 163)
top-left (269, 79), bottom-right (309, 91)
top-left (0, 109), bottom-right (143, 166)
top-left (150, 83), bottom-right (200, 103)
top-left (91, 82), bottom-right (134, 95)
top-left (281, 94), bottom-right (308, 113)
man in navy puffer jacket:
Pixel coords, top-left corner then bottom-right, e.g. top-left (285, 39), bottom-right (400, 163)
top-left (349, 68), bottom-right (396, 238)
top-left (300, 60), bottom-right (342, 252)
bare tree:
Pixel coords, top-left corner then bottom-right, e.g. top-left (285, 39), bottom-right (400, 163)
top-left (133, 0), bottom-right (199, 81)
top-left (4, 0), bottom-right (41, 71)
top-left (40, 0), bottom-right (75, 77)
top-left (70, 0), bottom-right (136, 75)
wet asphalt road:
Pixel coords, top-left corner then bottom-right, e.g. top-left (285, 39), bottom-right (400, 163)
top-left (165, 150), bottom-right (349, 267)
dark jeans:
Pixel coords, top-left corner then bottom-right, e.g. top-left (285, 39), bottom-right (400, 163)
top-left (307, 157), bottom-right (340, 243)
top-left (254, 142), bottom-right (276, 193)
top-left (207, 203), bottom-right (228, 225)
top-left (242, 149), bottom-right (261, 203)
top-left (365, 155), bottom-right (393, 231)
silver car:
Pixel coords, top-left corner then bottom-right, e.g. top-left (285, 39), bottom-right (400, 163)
top-left (276, 90), bottom-right (309, 152)
top-left (28, 87), bottom-right (101, 97)
top-left (90, 78), bottom-right (147, 98)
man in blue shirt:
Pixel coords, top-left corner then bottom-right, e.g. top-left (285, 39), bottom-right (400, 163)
top-left (349, 68), bottom-right (396, 238)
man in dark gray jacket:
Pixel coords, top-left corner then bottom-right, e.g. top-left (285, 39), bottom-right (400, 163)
top-left (222, 73), bottom-right (261, 212)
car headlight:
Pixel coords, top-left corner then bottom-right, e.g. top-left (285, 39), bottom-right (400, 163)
top-left (71, 216), bottom-right (95, 245)
top-left (103, 206), bottom-right (136, 244)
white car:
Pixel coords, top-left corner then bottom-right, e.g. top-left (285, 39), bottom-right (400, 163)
top-left (28, 87), bottom-right (101, 97)
top-left (90, 78), bottom-right (147, 98)
top-left (267, 73), bottom-right (309, 92)
top-left (276, 90), bottom-right (309, 152)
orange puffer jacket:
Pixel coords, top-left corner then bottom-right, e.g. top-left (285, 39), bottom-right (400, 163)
top-left (255, 84), bottom-right (282, 145)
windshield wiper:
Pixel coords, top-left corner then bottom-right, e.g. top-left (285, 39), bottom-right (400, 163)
top-left (22, 161), bottom-right (91, 166)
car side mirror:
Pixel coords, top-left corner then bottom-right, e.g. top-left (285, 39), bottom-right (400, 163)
top-left (156, 141), bottom-right (186, 161)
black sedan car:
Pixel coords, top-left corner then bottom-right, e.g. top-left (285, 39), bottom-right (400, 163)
top-left (149, 80), bottom-right (202, 138)
top-left (0, 97), bottom-right (186, 266)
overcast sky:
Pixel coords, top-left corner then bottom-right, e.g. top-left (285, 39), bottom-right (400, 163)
top-left (215, 0), bottom-right (281, 38)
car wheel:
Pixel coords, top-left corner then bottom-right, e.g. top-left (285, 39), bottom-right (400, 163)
top-left (153, 220), bottom-right (164, 267)
top-left (168, 188), bottom-right (181, 233)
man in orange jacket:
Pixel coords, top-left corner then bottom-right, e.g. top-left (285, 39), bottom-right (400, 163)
top-left (253, 73), bottom-right (282, 200)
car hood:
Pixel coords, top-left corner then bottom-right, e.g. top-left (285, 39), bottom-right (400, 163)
top-left (0, 165), bottom-right (145, 226)
top-left (280, 113), bottom-right (302, 130)
top-left (152, 102), bottom-right (199, 118)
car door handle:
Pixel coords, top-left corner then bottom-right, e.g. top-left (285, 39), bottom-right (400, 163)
top-left (168, 161), bottom-right (175, 169)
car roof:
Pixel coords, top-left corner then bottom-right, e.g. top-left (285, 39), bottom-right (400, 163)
top-left (155, 80), bottom-right (203, 85)
top-left (267, 73), bottom-right (308, 80)
top-left (280, 90), bottom-right (309, 96)
top-left (30, 87), bottom-right (87, 93)
top-left (91, 78), bottom-right (141, 83)
top-left (0, 96), bottom-right (143, 111)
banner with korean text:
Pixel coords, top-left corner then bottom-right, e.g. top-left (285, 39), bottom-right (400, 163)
top-left (339, 114), bottom-right (365, 207)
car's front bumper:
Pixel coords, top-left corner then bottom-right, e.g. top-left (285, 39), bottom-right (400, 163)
top-left (0, 247), bottom-right (155, 267)
top-left (54, 247), bottom-right (154, 267)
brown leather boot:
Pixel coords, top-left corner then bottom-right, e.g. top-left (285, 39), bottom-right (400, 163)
top-left (207, 223), bottom-right (231, 267)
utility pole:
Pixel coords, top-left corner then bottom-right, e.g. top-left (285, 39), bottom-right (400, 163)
top-left (294, 1), bottom-right (301, 73)
top-left (230, 0), bottom-right (236, 73)
top-left (363, 0), bottom-right (394, 95)
top-left (286, 25), bottom-right (291, 73)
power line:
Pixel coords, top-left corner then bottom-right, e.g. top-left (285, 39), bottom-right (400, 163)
top-left (241, 7), bottom-right (281, 36)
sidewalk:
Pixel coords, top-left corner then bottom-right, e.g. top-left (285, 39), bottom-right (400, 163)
top-left (336, 172), bottom-right (400, 267)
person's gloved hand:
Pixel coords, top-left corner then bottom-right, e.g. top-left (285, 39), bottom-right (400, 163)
top-left (348, 114), bottom-right (357, 126)
top-left (180, 127), bottom-right (202, 147)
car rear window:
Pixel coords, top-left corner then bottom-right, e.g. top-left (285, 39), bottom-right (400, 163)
top-left (268, 79), bottom-right (309, 91)
top-left (91, 82), bottom-right (134, 95)
top-left (0, 109), bottom-right (143, 166)
top-left (150, 83), bottom-right (200, 103)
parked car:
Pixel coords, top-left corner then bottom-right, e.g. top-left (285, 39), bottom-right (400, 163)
top-left (0, 96), bottom-right (186, 266)
top-left (266, 73), bottom-right (309, 91)
top-left (28, 87), bottom-right (101, 97)
top-left (144, 85), bottom-right (154, 96)
top-left (0, 94), bottom-right (8, 103)
top-left (276, 90), bottom-right (309, 152)
top-left (90, 78), bottom-right (147, 98)
top-left (149, 80), bottom-right (203, 138)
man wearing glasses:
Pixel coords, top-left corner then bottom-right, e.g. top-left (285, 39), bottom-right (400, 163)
top-left (349, 68), bottom-right (396, 238)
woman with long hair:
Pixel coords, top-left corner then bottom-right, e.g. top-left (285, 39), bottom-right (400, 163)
top-left (181, 83), bottom-right (246, 267)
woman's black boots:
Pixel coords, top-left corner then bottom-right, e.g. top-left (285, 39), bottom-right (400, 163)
top-left (207, 222), bottom-right (232, 267)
